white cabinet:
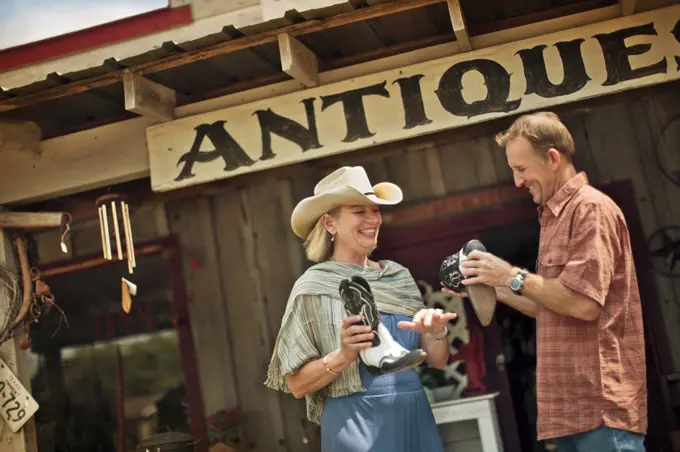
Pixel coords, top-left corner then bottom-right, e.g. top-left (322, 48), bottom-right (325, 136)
top-left (432, 393), bottom-right (504, 452)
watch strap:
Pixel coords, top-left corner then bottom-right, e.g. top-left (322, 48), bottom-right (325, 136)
top-left (511, 268), bottom-right (529, 294)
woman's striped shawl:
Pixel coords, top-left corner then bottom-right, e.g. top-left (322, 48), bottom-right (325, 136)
top-left (264, 259), bottom-right (425, 424)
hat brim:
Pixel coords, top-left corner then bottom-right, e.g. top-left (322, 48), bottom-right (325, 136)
top-left (291, 182), bottom-right (402, 239)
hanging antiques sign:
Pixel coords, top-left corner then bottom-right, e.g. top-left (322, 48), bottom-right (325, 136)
top-left (146, 5), bottom-right (680, 192)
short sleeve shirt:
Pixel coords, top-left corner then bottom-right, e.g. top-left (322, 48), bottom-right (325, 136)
top-left (535, 172), bottom-right (647, 440)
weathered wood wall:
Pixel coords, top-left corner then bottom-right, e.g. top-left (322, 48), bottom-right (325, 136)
top-left (165, 85), bottom-right (680, 451)
top-left (32, 85), bottom-right (680, 451)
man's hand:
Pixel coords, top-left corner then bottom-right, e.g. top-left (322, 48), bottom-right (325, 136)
top-left (460, 250), bottom-right (517, 288)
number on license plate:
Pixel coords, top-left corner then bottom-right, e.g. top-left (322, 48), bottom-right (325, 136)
top-left (0, 357), bottom-right (39, 432)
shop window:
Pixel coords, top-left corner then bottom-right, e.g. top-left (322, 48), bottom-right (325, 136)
top-left (26, 252), bottom-right (190, 452)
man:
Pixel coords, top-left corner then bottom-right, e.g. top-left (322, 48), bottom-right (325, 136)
top-left (444, 111), bottom-right (647, 451)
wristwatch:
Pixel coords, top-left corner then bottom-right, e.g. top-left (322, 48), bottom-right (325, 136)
top-left (509, 268), bottom-right (529, 295)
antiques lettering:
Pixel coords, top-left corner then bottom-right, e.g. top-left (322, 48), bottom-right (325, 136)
top-left (146, 8), bottom-right (680, 192)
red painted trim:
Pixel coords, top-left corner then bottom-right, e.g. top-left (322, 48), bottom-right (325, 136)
top-left (168, 238), bottom-right (209, 451)
top-left (0, 6), bottom-right (193, 73)
top-left (379, 200), bottom-right (538, 252)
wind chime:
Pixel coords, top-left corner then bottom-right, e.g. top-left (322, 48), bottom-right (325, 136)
top-left (96, 193), bottom-right (137, 313)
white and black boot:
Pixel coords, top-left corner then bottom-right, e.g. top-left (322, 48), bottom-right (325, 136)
top-left (339, 276), bottom-right (427, 375)
top-left (439, 239), bottom-right (498, 326)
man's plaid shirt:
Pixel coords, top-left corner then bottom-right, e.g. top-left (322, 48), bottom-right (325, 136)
top-left (534, 172), bottom-right (647, 440)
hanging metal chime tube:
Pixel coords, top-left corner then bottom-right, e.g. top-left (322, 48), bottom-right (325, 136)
top-left (95, 194), bottom-right (136, 274)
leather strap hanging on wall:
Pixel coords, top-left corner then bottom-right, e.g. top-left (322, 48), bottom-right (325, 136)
top-left (647, 226), bottom-right (680, 278)
top-left (653, 113), bottom-right (680, 188)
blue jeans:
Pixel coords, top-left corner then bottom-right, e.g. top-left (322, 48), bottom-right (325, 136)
top-left (555, 426), bottom-right (645, 452)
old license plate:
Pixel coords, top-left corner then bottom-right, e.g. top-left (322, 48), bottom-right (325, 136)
top-left (0, 357), bottom-right (39, 432)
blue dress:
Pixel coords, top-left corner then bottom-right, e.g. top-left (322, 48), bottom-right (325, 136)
top-left (320, 313), bottom-right (445, 452)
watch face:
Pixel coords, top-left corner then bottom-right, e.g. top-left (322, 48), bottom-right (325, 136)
top-left (510, 278), bottom-right (521, 290)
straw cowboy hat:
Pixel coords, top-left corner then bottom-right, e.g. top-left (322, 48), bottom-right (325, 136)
top-left (291, 166), bottom-right (403, 239)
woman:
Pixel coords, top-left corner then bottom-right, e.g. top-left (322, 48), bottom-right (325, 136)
top-left (265, 166), bottom-right (455, 451)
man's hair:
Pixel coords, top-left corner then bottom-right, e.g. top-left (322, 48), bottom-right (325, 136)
top-left (495, 111), bottom-right (575, 162)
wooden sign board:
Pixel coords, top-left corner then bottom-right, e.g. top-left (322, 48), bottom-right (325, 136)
top-left (147, 5), bottom-right (680, 192)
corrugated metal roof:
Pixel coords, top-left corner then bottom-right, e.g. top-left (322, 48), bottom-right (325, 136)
top-left (0, 0), bottom-right (620, 140)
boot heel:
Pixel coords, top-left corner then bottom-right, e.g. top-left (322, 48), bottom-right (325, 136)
top-left (377, 350), bottom-right (428, 374)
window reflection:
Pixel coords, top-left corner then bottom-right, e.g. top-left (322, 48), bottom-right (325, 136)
top-left (27, 252), bottom-right (190, 452)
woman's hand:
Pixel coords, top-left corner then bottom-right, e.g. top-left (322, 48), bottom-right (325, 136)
top-left (397, 308), bottom-right (457, 336)
top-left (337, 315), bottom-right (375, 363)
top-left (287, 315), bottom-right (373, 398)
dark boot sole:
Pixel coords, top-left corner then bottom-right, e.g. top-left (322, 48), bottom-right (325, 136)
top-left (371, 349), bottom-right (428, 375)
top-left (467, 284), bottom-right (497, 326)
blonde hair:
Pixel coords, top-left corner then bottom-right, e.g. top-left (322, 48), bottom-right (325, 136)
top-left (495, 111), bottom-right (575, 162)
top-left (303, 210), bottom-right (337, 263)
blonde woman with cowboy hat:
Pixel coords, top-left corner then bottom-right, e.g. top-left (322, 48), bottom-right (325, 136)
top-left (265, 166), bottom-right (454, 451)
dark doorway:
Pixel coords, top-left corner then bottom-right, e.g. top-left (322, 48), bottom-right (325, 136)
top-left (478, 219), bottom-right (545, 452)
top-left (375, 200), bottom-right (538, 452)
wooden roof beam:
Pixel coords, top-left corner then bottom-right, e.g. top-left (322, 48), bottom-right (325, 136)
top-left (0, 120), bottom-right (42, 154)
top-left (0, 0), bottom-right (446, 113)
top-left (278, 33), bottom-right (319, 87)
top-left (472, 5), bottom-right (619, 49)
top-left (619, 0), bottom-right (636, 16)
top-left (123, 71), bottom-right (177, 122)
top-left (0, 211), bottom-right (65, 230)
top-left (447, 0), bottom-right (471, 51)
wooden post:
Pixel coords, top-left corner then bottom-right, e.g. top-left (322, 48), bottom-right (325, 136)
top-left (619, 0), bottom-right (636, 16)
top-left (123, 71), bottom-right (177, 122)
top-left (0, 224), bottom-right (38, 452)
top-left (0, 120), bottom-right (42, 155)
top-left (0, 212), bottom-right (65, 230)
top-left (278, 33), bottom-right (320, 87)
top-left (447, 0), bottom-right (471, 51)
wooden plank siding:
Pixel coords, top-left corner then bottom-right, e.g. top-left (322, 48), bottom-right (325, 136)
top-left (166, 198), bottom-right (240, 419)
top-left (29, 86), bottom-right (680, 450)
top-left (164, 86), bottom-right (680, 450)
